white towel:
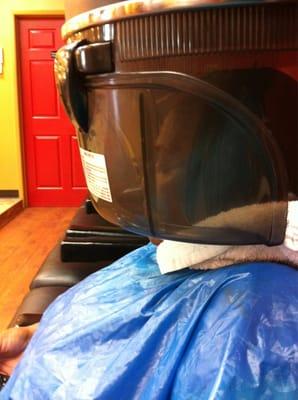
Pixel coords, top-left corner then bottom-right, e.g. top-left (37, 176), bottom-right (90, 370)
top-left (157, 201), bottom-right (298, 274)
top-left (284, 200), bottom-right (298, 251)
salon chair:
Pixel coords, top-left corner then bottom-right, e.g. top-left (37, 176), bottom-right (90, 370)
top-left (9, 198), bottom-right (148, 327)
top-left (61, 203), bottom-right (148, 262)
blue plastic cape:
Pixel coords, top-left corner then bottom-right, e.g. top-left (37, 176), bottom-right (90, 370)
top-left (2, 244), bottom-right (298, 399)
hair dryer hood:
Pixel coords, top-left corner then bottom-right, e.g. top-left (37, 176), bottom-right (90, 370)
top-left (55, 0), bottom-right (297, 245)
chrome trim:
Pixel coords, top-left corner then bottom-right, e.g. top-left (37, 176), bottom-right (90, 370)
top-left (62, 0), bottom-right (292, 39)
top-left (68, 24), bottom-right (114, 44)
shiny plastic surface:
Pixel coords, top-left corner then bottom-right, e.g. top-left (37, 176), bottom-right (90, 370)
top-left (81, 72), bottom-right (288, 245)
top-left (62, 0), bottom-right (296, 39)
top-left (2, 244), bottom-right (298, 399)
top-left (55, 40), bottom-right (89, 133)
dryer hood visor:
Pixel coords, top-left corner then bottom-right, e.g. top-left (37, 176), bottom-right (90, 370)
top-left (56, 63), bottom-right (288, 245)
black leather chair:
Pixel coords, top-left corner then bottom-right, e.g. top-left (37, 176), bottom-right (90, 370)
top-left (9, 199), bottom-right (148, 327)
top-left (8, 287), bottom-right (68, 327)
top-left (30, 243), bottom-right (106, 289)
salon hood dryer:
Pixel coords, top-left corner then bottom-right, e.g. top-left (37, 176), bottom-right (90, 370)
top-left (55, 0), bottom-right (298, 246)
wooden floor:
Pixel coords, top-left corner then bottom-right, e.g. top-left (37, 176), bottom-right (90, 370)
top-left (0, 207), bottom-right (77, 330)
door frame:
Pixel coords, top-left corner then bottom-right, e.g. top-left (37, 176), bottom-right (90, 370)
top-left (16, 14), bottom-right (65, 207)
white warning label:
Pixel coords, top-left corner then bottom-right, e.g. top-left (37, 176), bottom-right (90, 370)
top-left (80, 148), bottom-right (112, 203)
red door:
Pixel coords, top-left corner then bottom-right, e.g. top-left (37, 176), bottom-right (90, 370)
top-left (18, 18), bottom-right (87, 206)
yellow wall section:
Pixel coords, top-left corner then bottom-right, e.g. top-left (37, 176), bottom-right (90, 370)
top-left (0, 0), bottom-right (64, 200)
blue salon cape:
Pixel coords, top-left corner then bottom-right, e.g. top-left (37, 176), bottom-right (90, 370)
top-left (2, 243), bottom-right (298, 399)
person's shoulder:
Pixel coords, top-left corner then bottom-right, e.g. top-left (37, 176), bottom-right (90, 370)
top-left (214, 261), bottom-right (298, 301)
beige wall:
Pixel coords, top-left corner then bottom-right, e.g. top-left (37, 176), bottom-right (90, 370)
top-left (0, 0), bottom-right (64, 201)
